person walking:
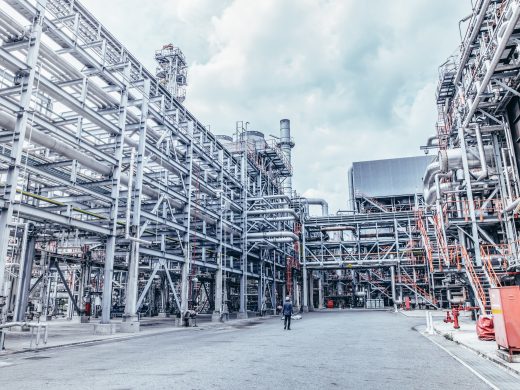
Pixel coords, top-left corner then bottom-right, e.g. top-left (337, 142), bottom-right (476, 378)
top-left (283, 296), bottom-right (293, 330)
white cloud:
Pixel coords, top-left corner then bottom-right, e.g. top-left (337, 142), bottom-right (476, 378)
top-left (82, 0), bottom-right (471, 212)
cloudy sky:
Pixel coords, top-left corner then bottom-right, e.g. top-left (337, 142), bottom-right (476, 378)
top-left (82, 0), bottom-right (471, 212)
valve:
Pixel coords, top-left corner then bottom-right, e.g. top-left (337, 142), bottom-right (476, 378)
top-left (444, 305), bottom-right (479, 329)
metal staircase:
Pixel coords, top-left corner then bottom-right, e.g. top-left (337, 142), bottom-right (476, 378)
top-left (460, 246), bottom-right (489, 314)
top-left (432, 214), bottom-right (449, 270)
top-left (356, 192), bottom-right (389, 213)
top-left (399, 269), bottom-right (439, 308)
top-left (359, 272), bottom-right (391, 300)
top-left (416, 210), bottom-right (443, 273)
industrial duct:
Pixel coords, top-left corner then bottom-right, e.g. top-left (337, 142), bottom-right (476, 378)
top-left (438, 147), bottom-right (494, 174)
top-left (248, 237), bottom-right (295, 244)
top-left (424, 182), bottom-right (456, 205)
top-left (293, 197), bottom-right (329, 216)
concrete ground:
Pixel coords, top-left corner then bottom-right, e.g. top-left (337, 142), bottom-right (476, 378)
top-left (0, 310), bottom-right (514, 389)
top-left (0, 315), bottom-right (216, 353)
top-left (432, 314), bottom-right (520, 376)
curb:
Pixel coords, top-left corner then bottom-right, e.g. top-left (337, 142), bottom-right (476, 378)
top-left (0, 326), bottom-right (184, 356)
top-left (433, 327), bottom-right (520, 377)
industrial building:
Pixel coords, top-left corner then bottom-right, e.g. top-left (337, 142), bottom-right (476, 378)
top-left (0, 0), bottom-right (520, 356)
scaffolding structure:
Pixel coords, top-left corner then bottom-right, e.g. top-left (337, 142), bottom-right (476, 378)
top-left (155, 43), bottom-right (188, 103)
top-left (0, 0), bottom-right (299, 335)
top-left (301, 186), bottom-right (437, 310)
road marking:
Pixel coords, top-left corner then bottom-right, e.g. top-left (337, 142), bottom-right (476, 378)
top-left (422, 332), bottom-right (499, 390)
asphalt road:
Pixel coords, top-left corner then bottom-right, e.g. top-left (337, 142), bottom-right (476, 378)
top-left (0, 311), bottom-right (492, 389)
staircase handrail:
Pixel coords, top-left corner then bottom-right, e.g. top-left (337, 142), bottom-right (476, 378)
top-left (460, 246), bottom-right (487, 313)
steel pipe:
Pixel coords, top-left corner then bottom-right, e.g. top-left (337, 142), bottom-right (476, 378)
top-left (247, 208), bottom-right (298, 219)
top-left (462, 1), bottom-right (520, 128)
top-left (247, 231), bottom-right (299, 241)
top-left (474, 124), bottom-right (488, 181)
top-left (293, 197), bottom-right (329, 216)
top-left (454, 0), bottom-right (492, 85)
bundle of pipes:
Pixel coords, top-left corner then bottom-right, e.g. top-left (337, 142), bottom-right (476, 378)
top-left (0, 110), bottom-right (241, 231)
top-left (422, 141), bottom-right (495, 205)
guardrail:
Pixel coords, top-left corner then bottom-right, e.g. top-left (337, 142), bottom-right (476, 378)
top-left (0, 321), bottom-right (49, 351)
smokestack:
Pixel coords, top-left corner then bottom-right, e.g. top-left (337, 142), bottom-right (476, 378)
top-left (279, 119), bottom-right (294, 197)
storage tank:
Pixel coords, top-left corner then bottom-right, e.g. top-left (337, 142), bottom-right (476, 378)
top-left (240, 130), bottom-right (266, 149)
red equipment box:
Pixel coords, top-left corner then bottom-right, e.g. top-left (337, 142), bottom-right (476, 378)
top-left (490, 286), bottom-right (520, 354)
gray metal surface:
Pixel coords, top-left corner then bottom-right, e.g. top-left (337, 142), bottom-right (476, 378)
top-left (351, 156), bottom-right (433, 197)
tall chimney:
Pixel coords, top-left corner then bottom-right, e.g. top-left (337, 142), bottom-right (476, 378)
top-left (280, 119), bottom-right (294, 197)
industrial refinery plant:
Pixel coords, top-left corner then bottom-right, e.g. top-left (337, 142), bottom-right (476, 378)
top-left (1, 0), bottom-right (520, 388)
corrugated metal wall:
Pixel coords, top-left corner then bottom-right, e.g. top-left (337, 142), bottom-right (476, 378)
top-left (351, 156), bottom-right (433, 197)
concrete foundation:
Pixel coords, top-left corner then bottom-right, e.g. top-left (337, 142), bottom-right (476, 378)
top-left (120, 320), bottom-right (140, 333)
top-left (237, 311), bottom-right (248, 319)
top-left (211, 311), bottom-right (228, 322)
top-left (496, 349), bottom-right (520, 363)
top-left (93, 323), bottom-right (116, 335)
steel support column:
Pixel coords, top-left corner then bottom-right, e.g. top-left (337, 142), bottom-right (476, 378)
top-left (100, 64), bottom-right (130, 329)
top-left (0, 0), bottom-right (46, 320)
top-left (457, 117), bottom-right (482, 266)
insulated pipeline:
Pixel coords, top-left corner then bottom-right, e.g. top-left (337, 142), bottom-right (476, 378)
top-left (293, 197), bottom-right (329, 216)
top-left (247, 231), bottom-right (299, 241)
top-left (246, 208), bottom-right (298, 219)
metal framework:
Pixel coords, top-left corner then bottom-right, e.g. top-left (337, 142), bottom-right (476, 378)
top-left (0, 0), bottom-right (299, 335)
top-left (303, 0), bottom-right (520, 313)
top-left (3, 0), bottom-right (520, 341)
top-left (420, 0), bottom-right (520, 314)
top-left (300, 189), bottom-right (438, 310)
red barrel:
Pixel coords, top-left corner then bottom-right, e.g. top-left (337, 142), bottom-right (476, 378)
top-left (326, 300), bottom-right (334, 309)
